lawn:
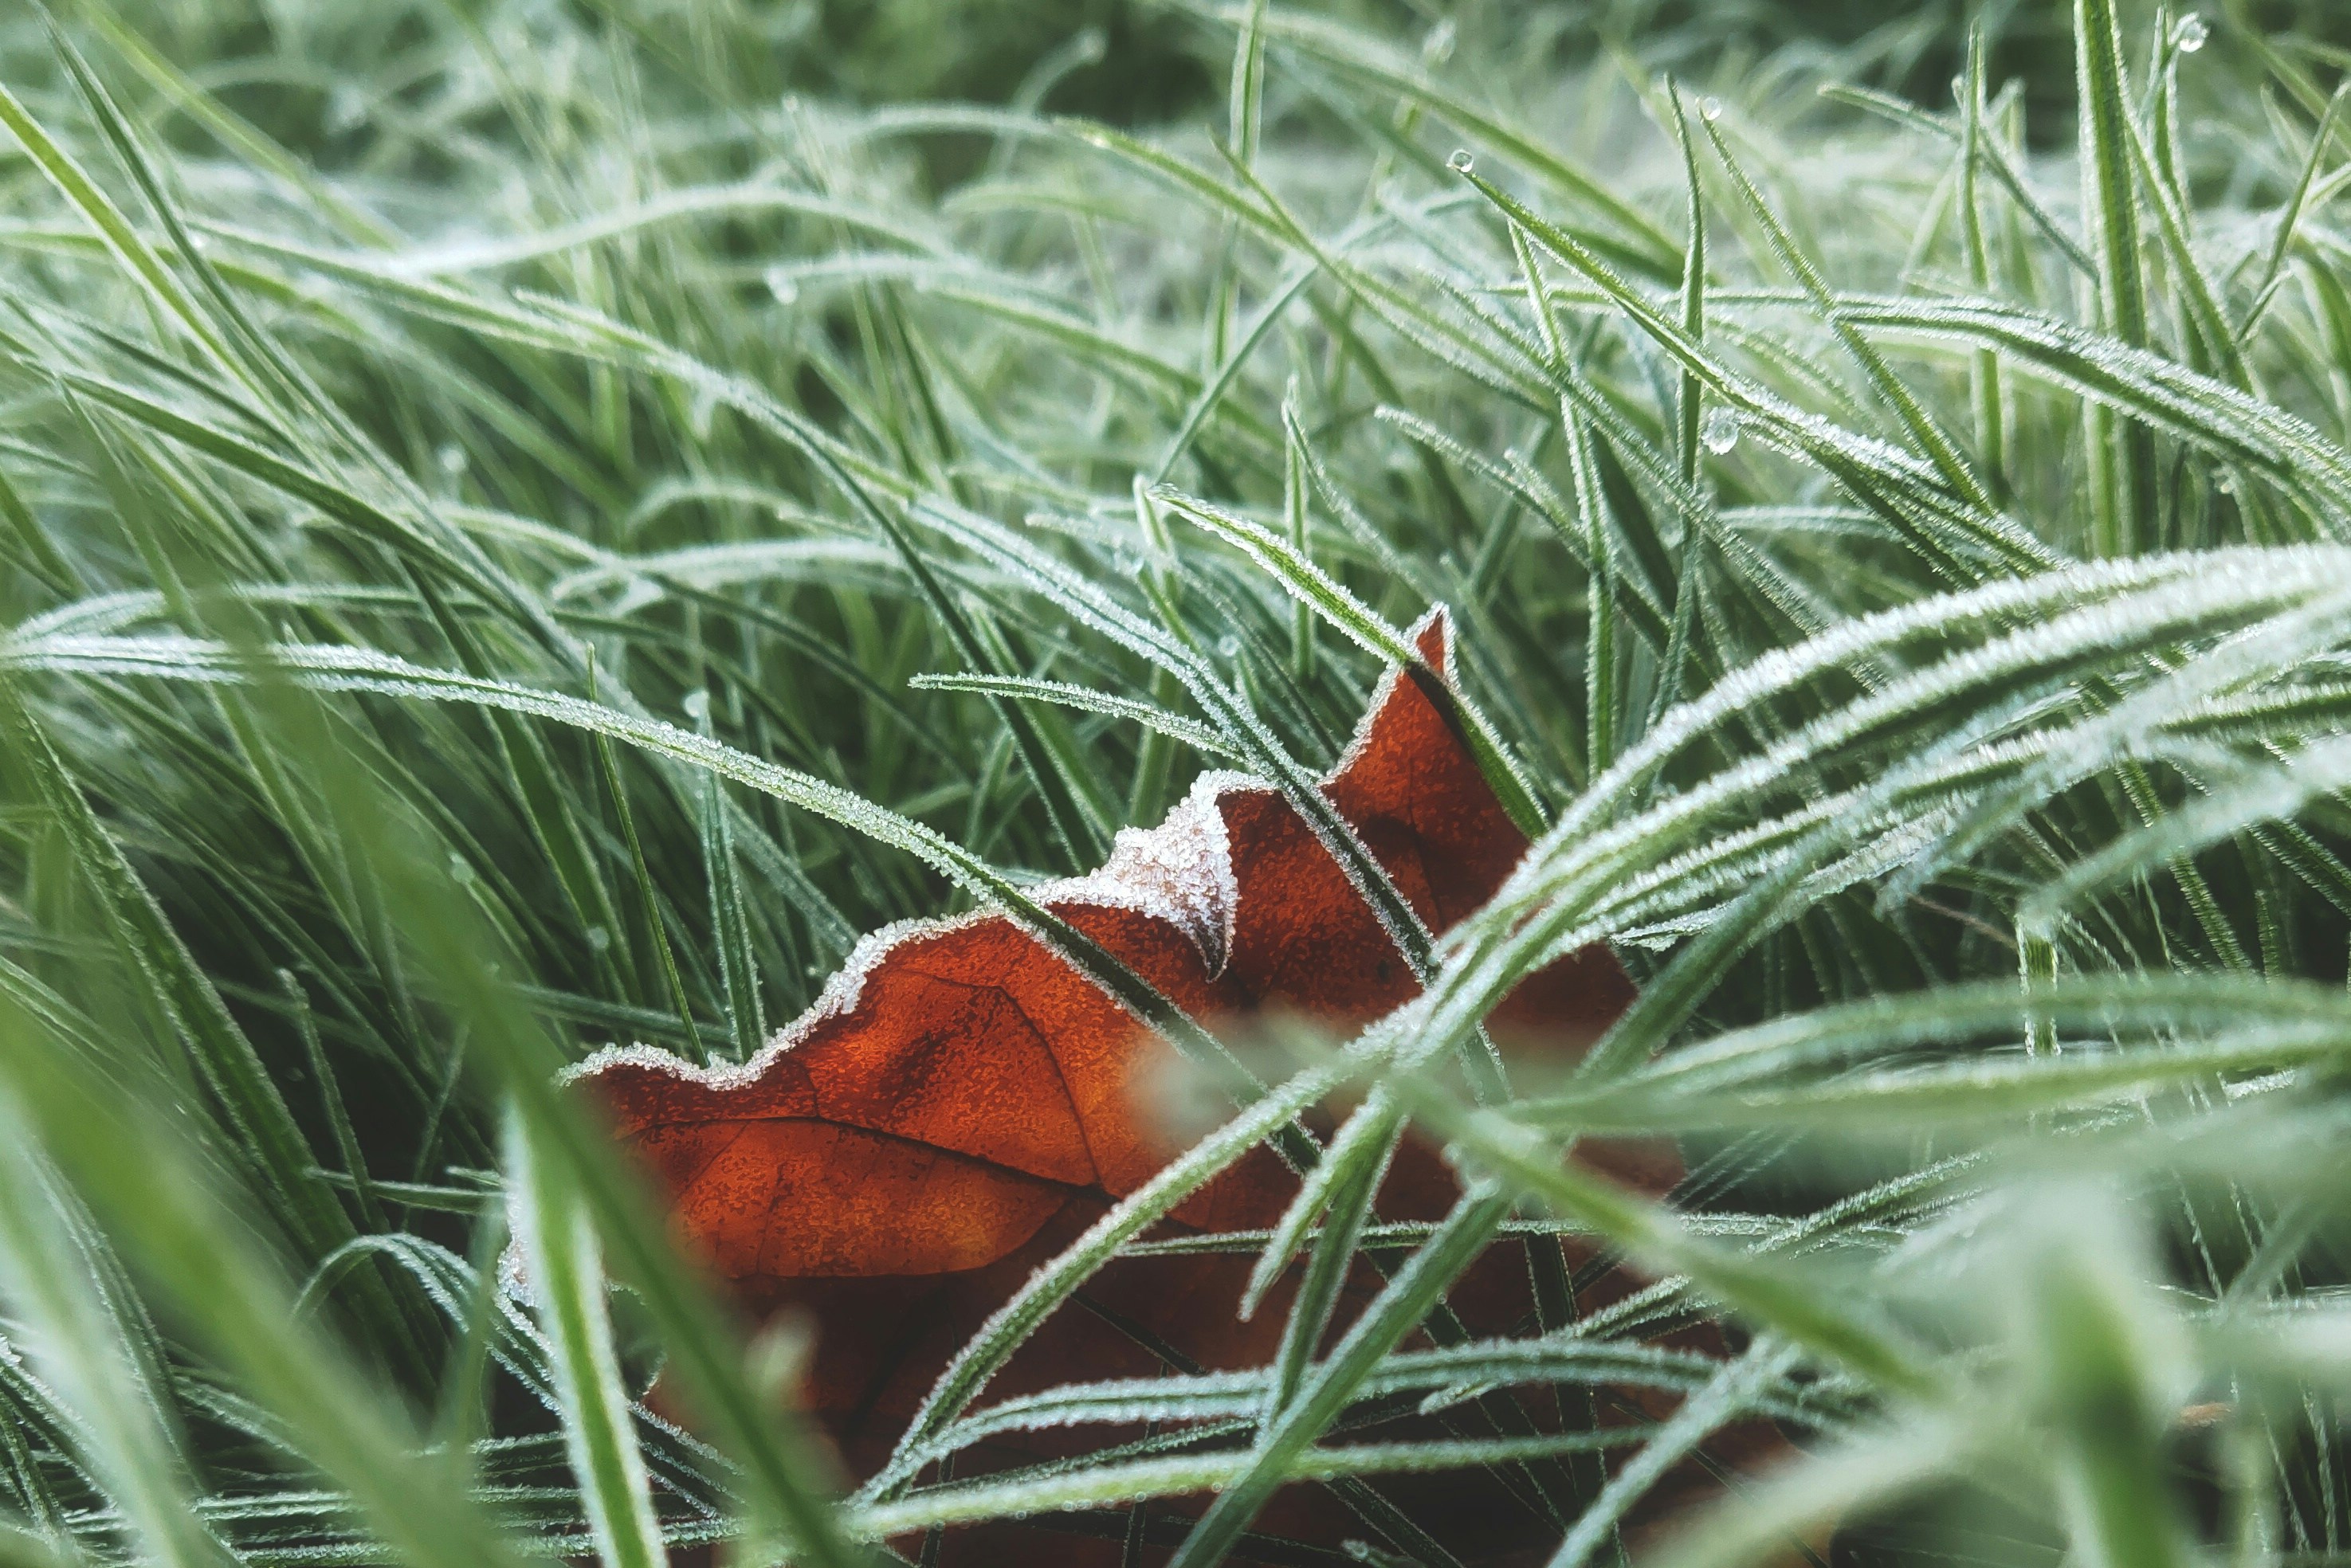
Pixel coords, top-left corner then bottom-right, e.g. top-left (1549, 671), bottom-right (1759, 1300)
top-left (2, 0), bottom-right (2351, 1564)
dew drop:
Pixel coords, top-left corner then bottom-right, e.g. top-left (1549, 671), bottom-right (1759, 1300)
top-left (2176, 13), bottom-right (2208, 51)
top-left (1700, 96), bottom-right (1725, 123)
top-left (684, 688), bottom-right (712, 722)
top-left (587, 924), bottom-right (612, 953)
top-left (448, 853), bottom-right (476, 888)
top-left (1421, 18), bottom-right (1456, 65)
top-left (435, 441), bottom-right (467, 477)
top-left (325, 87), bottom-right (366, 134)
top-left (764, 267), bottom-right (800, 304)
top-left (1216, 634), bottom-right (1242, 657)
top-left (1699, 406), bottom-right (1742, 454)
top-left (1446, 149), bottom-right (1475, 174)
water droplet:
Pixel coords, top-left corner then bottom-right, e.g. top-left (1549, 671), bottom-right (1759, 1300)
top-left (2176, 13), bottom-right (2208, 51)
top-left (1699, 406), bottom-right (1742, 454)
top-left (2216, 472), bottom-right (2237, 496)
top-left (764, 267), bottom-right (800, 304)
top-left (683, 689), bottom-right (712, 722)
top-left (1421, 19), bottom-right (1456, 65)
top-left (1700, 96), bottom-right (1725, 123)
top-left (448, 853), bottom-right (476, 888)
top-left (1446, 149), bottom-right (1475, 174)
top-left (325, 87), bottom-right (366, 134)
top-left (1216, 634), bottom-right (1242, 657)
top-left (587, 925), bottom-right (611, 953)
top-left (435, 441), bottom-right (467, 476)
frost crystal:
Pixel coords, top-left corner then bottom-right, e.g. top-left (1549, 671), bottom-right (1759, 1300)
top-left (1041, 776), bottom-right (1241, 973)
top-left (1700, 406), bottom-right (1742, 454)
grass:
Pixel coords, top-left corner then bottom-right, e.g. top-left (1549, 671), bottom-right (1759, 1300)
top-left (4, 0), bottom-right (2351, 1562)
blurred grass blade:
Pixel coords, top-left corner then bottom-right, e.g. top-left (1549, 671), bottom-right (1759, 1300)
top-left (505, 1106), bottom-right (667, 1568)
top-left (0, 1098), bottom-right (222, 1568)
top-left (0, 996), bottom-right (524, 1568)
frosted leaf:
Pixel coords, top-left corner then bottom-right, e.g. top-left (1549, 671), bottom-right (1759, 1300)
top-left (1700, 406), bottom-right (1742, 454)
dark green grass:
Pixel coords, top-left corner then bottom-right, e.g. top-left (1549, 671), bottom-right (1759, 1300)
top-left (6, 1), bottom-right (2351, 1565)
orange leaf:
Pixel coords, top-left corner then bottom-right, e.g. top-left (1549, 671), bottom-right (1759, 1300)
top-left (575, 610), bottom-right (1672, 1562)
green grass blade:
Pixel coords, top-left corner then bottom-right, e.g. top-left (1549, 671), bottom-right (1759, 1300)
top-left (504, 1107), bottom-right (668, 1568)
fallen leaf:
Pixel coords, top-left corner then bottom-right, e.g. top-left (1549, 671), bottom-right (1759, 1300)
top-left (573, 609), bottom-right (1679, 1562)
